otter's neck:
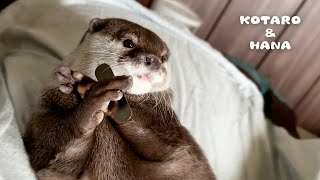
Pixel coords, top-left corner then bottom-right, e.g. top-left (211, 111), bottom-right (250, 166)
top-left (124, 90), bottom-right (179, 127)
top-left (125, 90), bottom-right (173, 109)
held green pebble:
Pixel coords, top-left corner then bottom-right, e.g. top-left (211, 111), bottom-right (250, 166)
top-left (95, 64), bottom-right (132, 123)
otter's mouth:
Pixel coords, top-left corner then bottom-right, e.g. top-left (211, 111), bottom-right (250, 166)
top-left (135, 72), bottom-right (164, 84)
top-left (137, 74), bottom-right (151, 82)
top-left (110, 62), bottom-right (168, 94)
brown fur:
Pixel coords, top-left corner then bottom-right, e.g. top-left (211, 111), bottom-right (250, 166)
top-left (23, 18), bottom-right (215, 180)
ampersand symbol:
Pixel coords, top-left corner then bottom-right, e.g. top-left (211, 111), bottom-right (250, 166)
top-left (265, 28), bottom-right (276, 38)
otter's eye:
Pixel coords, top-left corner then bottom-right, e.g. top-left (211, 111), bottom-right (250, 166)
top-left (123, 39), bottom-right (135, 48)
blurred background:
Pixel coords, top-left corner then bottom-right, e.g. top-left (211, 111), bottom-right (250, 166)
top-left (139, 0), bottom-right (320, 136)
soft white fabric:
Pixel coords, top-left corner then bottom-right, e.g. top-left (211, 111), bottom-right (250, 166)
top-left (0, 0), bottom-right (319, 180)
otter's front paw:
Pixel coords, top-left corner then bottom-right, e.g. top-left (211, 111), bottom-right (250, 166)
top-left (55, 66), bottom-right (84, 94)
top-left (78, 76), bottom-right (133, 134)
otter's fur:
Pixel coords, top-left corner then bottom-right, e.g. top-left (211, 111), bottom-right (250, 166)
top-left (23, 18), bottom-right (215, 180)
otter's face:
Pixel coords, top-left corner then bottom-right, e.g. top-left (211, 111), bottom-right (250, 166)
top-left (73, 18), bottom-right (171, 95)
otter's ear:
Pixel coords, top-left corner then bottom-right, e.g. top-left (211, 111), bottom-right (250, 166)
top-left (89, 18), bottom-right (106, 33)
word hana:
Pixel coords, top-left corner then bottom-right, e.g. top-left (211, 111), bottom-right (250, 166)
top-left (250, 41), bottom-right (291, 50)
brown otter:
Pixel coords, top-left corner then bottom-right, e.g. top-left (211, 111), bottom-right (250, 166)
top-left (23, 18), bottom-right (215, 180)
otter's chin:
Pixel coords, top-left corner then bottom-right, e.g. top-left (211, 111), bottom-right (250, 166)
top-left (113, 63), bottom-right (170, 94)
top-left (126, 74), bottom-right (168, 94)
top-left (127, 75), bottom-right (153, 94)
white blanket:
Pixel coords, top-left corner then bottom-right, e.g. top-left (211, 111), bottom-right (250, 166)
top-left (0, 0), bottom-right (319, 179)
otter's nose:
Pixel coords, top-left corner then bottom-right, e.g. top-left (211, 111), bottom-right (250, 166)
top-left (145, 55), bottom-right (162, 70)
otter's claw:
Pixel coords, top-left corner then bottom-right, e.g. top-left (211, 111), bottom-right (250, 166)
top-left (55, 67), bottom-right (84, 94)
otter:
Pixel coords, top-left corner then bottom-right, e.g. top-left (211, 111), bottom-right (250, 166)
top-left (23, 18), bottom-right (215, 180)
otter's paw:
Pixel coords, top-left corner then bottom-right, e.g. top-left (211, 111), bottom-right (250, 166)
top-left (83, 75), bottom-right (132, 111)
top-left (55, 66), bottom-right (84, 94)
top-left (78, 76), bottom-right (133, 133)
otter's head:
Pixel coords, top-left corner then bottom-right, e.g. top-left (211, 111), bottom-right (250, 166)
top-left (68, 18), bottom-right (171, 95)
